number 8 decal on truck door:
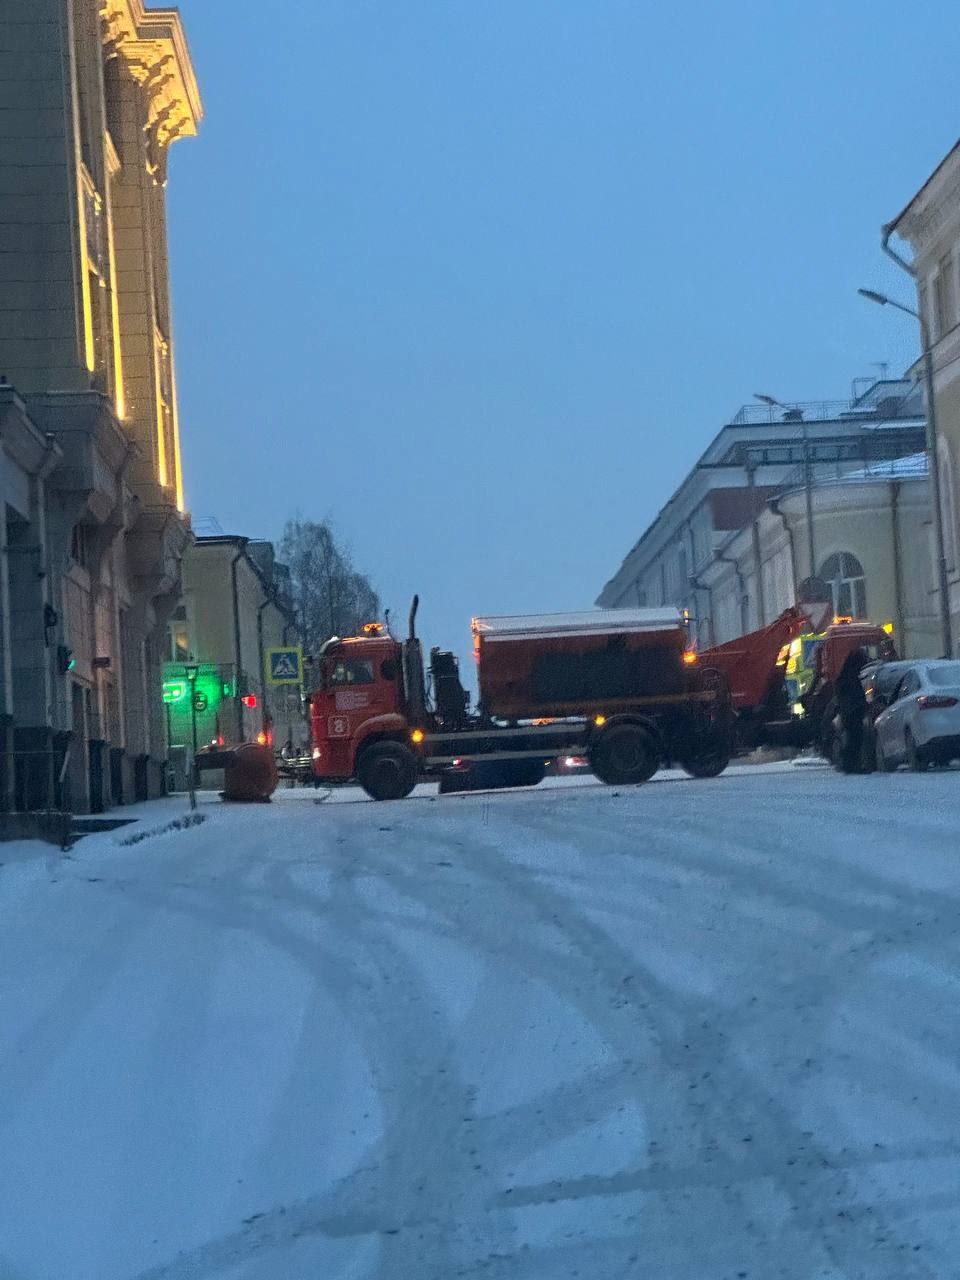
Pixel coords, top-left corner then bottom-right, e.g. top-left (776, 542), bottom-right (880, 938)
top-left (329, 716), bottom-right (349, 738)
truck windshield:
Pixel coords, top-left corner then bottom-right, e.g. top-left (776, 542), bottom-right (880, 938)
top-left (327, 658), bottom-right (375, 686)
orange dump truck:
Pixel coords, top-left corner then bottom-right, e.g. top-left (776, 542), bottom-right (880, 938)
top-left (309, 599), bottom-right (732, 800)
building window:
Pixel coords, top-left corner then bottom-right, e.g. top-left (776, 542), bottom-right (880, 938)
top-left (938, 436), bottom-right (959, 574)
top-left (934, 252), bottom-right (957, 341)
top-left (155, 328), bottom-right (176, 489)
top-left (819, 552), bottom-right (867, 619)
top-left (919, 279), bottom-right (932, 341)
top-left (70, 524), bottom-right (90, 569)
top-left (168, 604), bottom-right (191, 662)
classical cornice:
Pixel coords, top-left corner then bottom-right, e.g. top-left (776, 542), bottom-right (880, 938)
top-left (100, 2), bottom-right (202, 183)
top-left (890, 141), bottom-right (960, 257)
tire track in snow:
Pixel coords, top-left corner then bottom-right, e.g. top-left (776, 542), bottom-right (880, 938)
top-left (115, 808), bottom-right (507, 1280)
top-left (487, 786), bottom-right (955, 1277)
top-left (359, 790), bottom-right (946, 1278)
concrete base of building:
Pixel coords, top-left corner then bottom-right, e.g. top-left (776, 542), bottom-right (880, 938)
top-left (0, 810), bottom-right (72, 846)
top-left (0, 716), bottom-right (13, 813)
top-left (12, 725), bottom-right (57, 813)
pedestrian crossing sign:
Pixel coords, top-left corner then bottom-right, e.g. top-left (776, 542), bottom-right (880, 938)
top-left (266, 646), bottom-right (303, 686)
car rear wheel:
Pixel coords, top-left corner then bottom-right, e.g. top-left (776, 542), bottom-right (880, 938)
top-left (590, 724), bottom-right (659, 786)
top-left (357, 741), bottom-right (419, 801)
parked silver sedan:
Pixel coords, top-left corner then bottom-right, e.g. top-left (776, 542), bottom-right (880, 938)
top-left (874, 660), bottom-right (960, 771)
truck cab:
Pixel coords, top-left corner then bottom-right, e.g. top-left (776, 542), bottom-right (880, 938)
top-left (308, 632), bottom-right (410, 783)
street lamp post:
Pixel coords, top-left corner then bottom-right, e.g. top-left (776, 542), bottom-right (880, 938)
top-left (755, 393), bottom-right (817, 580)
top-left (858, 288), bottom-right (953, 657)
top-left (184, 663), bottom-right (199, 811)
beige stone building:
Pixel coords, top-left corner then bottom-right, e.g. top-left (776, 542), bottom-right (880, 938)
top-left (0, 1), bottom-right (200, 812)
top-left (699, 456), bottom-right (938, 658)
top-left (165, 537), bottom-right (299, 759)
top-left (886, 141), bottom-right (960, 654)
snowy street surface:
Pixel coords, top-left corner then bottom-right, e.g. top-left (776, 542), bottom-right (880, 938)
top-left (4, 765), bottom-right (960, 1280)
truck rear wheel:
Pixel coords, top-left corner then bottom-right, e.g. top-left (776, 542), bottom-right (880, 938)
top-left (678, 729), bottom-right (731, 779)
top-left (590, 724), bottom-right (659, 786)
top-left (357, 741), bottom-right (418, 801)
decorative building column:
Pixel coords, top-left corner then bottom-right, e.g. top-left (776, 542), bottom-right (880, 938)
top-left (100, 2), bottom-right (201, 511)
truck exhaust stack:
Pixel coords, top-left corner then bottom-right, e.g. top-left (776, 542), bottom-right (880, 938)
top-left (408, 594), bottom-right (419, 641)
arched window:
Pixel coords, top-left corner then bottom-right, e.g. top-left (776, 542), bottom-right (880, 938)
top-left (819, 552), bottom-right (867, 619)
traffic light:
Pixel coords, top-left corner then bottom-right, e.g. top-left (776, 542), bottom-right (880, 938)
top-left (241, 693), bottom-right (258, 708)
top-left (57, 645), bottom-right (75, 674)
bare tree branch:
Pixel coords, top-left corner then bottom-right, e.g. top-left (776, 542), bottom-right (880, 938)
top-left (279, 519), bottom-right (381, 654)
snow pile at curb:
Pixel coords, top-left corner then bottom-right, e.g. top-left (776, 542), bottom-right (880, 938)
top-left (116, 812), bottom-right (207, 846)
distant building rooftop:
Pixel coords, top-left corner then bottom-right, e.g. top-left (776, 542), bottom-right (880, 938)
top-left (728, 380), bottom-right (922, 427)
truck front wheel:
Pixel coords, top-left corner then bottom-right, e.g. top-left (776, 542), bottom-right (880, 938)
top-left (589, 724), bottom-right (659, 786)
top-left (357, 741), bottom-right (418, 801)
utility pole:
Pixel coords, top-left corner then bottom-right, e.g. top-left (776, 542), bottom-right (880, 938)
top-left (755, 393), bottom-right (817, 578)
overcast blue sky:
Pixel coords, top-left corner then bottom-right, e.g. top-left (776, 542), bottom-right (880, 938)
top-left (169, 0), bottom-right (956, 662)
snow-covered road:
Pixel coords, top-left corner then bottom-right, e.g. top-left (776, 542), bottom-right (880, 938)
top-left (3, 765), bottom-right (960, 1280)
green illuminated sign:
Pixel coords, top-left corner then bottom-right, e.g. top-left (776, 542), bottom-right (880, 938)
top-left (163, 667), bottom-right (228, 710)
top-left (163, 679), bottom-right (188, 705)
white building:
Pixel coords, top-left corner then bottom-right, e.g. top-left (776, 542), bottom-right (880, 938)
top-left (597, 381), bottom-right (927, 648)
top-left (885, 141), bottom-right (960, 652)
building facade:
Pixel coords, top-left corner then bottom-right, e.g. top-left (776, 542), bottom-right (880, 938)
top-left (699, 457), bottom-right (937, 658)
top-left (0, 1), bottom-right (200, 813)
top-left (597, 381), bottom-right (928, 649)
top-left (886, 141), bottom-right (960, 653)
top-left (164, 537), bottom-right (299, 763)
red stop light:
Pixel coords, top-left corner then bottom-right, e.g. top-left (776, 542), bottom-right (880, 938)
top-left (241, 693), bottom-right (257, 708)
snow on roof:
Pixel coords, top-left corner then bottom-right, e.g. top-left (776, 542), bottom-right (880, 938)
top-left (472, 608), bottom-right (683, 640)
top-left (838, 451), bottom-right (928, 482)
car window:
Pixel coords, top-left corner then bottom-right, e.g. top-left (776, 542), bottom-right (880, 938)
top-left (871, 664), bottom-right (909, 704)
top-left (926, 663), bottom-right (960, 687)
top-left (894, 670), bottom-right (921, 700)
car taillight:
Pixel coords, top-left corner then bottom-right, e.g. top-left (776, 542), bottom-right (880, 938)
top-left (917, 695), bottom-right (959, 710)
